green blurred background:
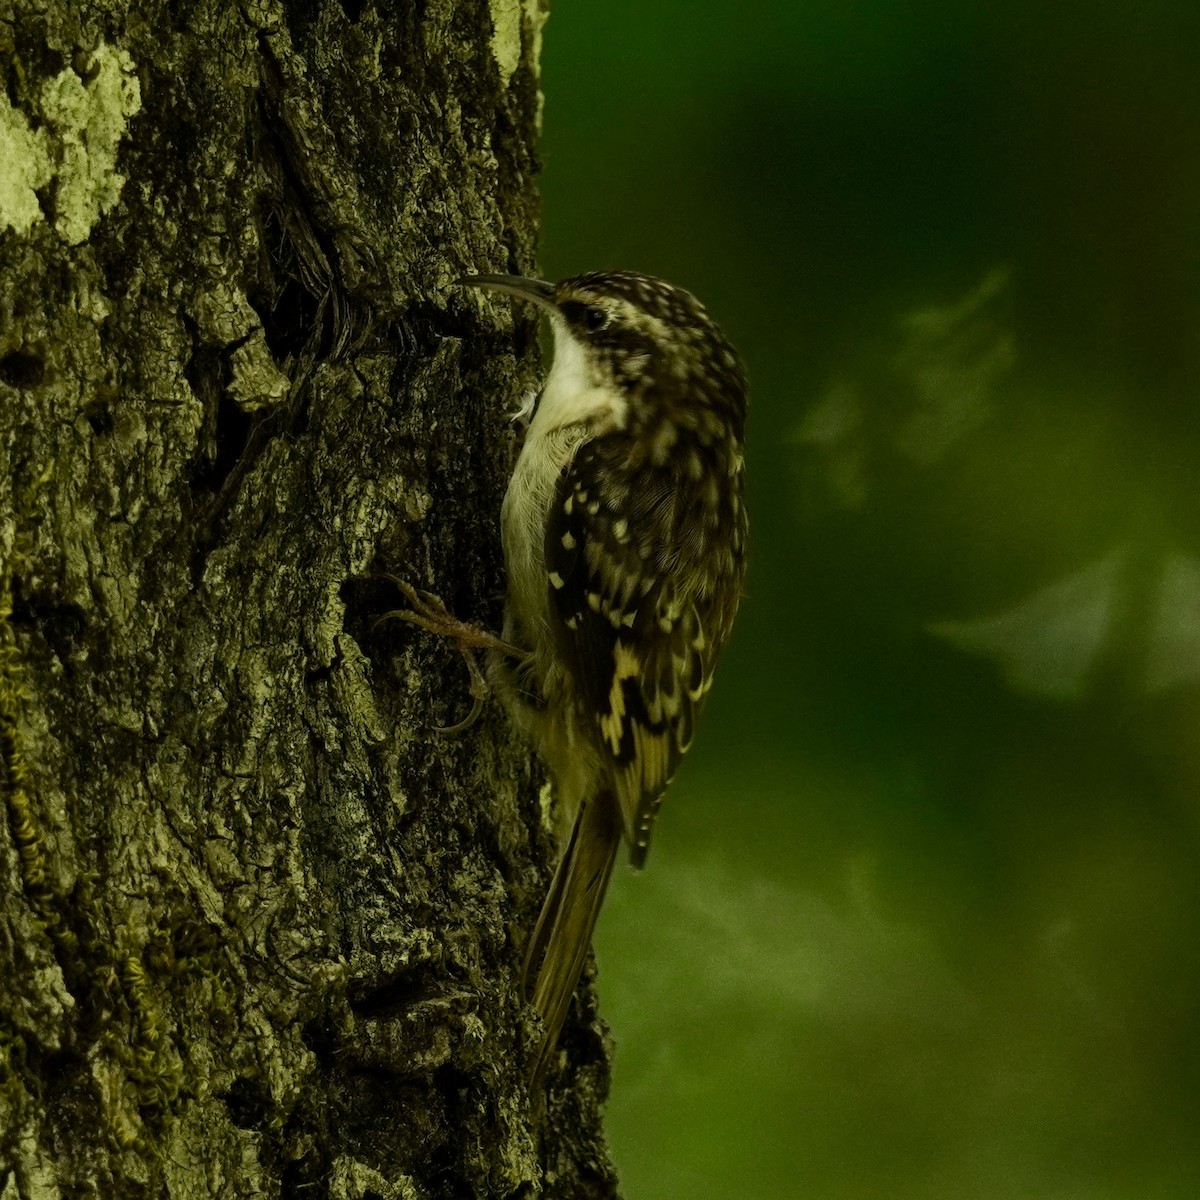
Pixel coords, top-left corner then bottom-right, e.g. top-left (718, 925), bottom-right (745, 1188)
top-left (537, 3), bottom-right (1200, 1197)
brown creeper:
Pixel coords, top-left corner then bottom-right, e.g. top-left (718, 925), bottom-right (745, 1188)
top-left (433, 270), bottom-right (747, 1080)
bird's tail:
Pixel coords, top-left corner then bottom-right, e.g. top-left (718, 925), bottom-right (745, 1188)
top-left (522, 791), bottom-right (622, 1084)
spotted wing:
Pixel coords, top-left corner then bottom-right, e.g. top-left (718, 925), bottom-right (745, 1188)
top-left (545, 439), bottom-right (737, 868)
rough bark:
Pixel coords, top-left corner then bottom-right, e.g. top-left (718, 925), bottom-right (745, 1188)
top-left (0, 1), bottom-right (618, 1196)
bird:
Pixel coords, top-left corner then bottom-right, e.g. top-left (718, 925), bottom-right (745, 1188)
top-left (396, 269), bottom-right (748, 1083)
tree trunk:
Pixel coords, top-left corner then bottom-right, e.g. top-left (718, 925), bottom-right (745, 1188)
top-left (0, 1), bottom-right (618, 1196)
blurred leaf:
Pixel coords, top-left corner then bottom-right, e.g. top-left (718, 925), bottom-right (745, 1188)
top-left (894, 268), bottom-right (1015, 465)
top-left (929, 550), bottom-right (1123, 700)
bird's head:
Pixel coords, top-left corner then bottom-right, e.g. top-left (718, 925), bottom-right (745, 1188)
top-left (461, 270), bottom-right (746, 449)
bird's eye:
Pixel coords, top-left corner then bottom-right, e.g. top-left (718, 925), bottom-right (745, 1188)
top-left (583, 306), bottom-right (608, 332)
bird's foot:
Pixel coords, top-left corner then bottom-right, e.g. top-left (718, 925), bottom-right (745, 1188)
top-left (378, 577), bottom-right (524, 734)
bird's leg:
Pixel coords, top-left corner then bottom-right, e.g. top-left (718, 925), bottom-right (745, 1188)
top-left (378, 577), bottom-right (526, 734)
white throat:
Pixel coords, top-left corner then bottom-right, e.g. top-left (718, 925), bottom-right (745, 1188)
top-left (527, 317), bottom-right (627, 438)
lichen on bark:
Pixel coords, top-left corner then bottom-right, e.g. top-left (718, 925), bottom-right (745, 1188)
top-left (0, 1), bottom-right (618, 1196)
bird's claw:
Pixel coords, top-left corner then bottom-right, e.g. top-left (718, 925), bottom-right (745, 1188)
top-left (377, 575), bottom-right (522, 735)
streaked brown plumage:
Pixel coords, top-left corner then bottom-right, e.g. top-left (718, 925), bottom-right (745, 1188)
top-left (470, 270), bottom-right (748, 1083)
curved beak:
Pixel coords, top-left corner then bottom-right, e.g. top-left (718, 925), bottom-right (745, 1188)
top-left (458, 273), bottom-right (558, 315)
